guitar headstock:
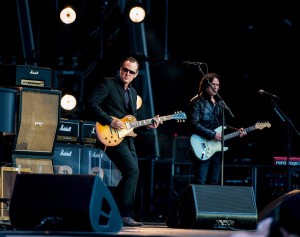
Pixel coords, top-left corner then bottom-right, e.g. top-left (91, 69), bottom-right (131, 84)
top-left (255, 121), bottom-right (271, 130)
top-left (173, 111), bottom-right (187, 122)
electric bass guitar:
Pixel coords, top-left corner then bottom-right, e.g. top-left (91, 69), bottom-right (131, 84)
top-left (96, 111), bottom-right (186, 147)
top-left (190, 121), bottom-right (271, 161)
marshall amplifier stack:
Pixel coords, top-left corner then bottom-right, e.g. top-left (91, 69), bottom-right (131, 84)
top-left (54, 119), bottom-right (120, 186)
top-left (10, 88), bottom-right (61, 175)
top-left (1, 88), bottom-right (61, 221)
top-left (0, 64), bottom-right (60, 166)
top-left (52, 144), bottom-right (120, 187)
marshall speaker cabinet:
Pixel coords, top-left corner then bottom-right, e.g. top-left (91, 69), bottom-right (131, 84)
top-left (14, 88), bottom-right (61, 155)
top-left (81, 146), bottom-right (121, 187)
top-left (12, 154), bottom-right (54, 174)
top-left (53, 144), bottom-right (82, 174)
top-left (13, 88), bottom-right (61, 155)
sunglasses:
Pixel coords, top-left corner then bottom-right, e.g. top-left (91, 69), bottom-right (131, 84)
top-left (121, 67), bottom-right (137, 75)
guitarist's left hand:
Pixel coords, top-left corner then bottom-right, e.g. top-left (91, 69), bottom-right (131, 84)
top-left (147, 115), bottom-right (162, 129)
top-left (239, 128), bottom-right (247, 137)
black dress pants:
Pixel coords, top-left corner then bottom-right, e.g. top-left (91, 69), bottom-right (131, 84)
top-left (105, 137), bottom-right (139, 217)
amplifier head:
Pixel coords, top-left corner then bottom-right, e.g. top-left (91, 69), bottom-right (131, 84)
top-left (0, 64), bottom-right (52, 89)
top-left (81, 121), bottom-right (97, 144)
top-left (57, 119), bottom-right (80, 143)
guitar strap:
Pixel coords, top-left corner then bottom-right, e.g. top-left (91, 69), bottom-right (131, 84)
top-left (226, 125), bottom-right (240, 131)
top-left (103, 145), bottom-right (108, 152)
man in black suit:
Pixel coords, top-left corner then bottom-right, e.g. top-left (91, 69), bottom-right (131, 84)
top-left (88, 56), bottom-right (161, 226)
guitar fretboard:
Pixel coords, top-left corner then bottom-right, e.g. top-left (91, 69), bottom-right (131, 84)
top-left (224, 126), bottom-right (255, 141)
top-left (129, 115), bottom-right (175, 129)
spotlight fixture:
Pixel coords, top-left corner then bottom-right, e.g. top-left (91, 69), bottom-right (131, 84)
top-left (60, 7), bottom-right (76, 24)
top-left (128, 3), bottom-right (146, 23)
top-left (137, 95), bottom-right (142, 109)
top-left (60, 94), bottom-right (77, 111)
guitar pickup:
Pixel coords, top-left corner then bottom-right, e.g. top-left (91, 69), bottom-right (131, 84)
top-left (125, 123), bottom-right (131, 129)
top-left (200, 143), bottom-right (207, 160)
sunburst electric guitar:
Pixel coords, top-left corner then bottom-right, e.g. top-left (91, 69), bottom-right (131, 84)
top-left (96, 111), bottom-right (186, 147)
top-left (190, 121), bottom-right (271, 161)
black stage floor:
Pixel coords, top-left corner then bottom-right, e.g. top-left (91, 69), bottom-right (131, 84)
top-left (0, 222), bottom-right (259, 237)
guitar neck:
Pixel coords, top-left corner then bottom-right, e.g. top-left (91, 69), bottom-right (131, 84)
top-left (224, 125), bottom-right (256, 141)
top-left (129, 114), bottom-right (175, 129)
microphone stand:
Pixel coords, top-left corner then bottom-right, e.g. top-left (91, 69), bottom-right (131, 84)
top-left (197, 65), bottom-right (234, 185)
top-left (270, 97), bottom-right (300, 191)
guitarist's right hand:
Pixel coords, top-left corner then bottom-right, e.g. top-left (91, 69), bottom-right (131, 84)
top-left (111, 118), bottom-right (124, 130)
top-left (214, 132), bottom-right (222, 142)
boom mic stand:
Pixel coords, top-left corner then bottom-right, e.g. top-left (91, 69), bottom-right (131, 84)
top-left (270, 97), bottom-right (300, 191)
top-left (197, 64), bottom-right (234, 185)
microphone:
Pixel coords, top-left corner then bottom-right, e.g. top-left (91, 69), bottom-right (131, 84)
top-left (258, 89), bottom-right (279, 99)
top-left (183, 61), bottom-right (206, 65)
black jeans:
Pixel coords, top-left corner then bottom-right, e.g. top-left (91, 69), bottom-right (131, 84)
top-left (105, 137), bottom-right (139, 218)
top-left (192, 151), bottom-right (222, 185)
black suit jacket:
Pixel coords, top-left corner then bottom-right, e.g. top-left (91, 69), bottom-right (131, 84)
top-left (88, 76), bottom-right (138, 125)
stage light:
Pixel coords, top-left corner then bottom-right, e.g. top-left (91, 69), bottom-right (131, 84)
top-left (60, 6), bottom-right (76, 24)
top-left (60, 94), bottom-right (77, 111)
top-left (137, 95), bottom-right (142, 109)
top-left (128, 4), bottom-right (146, 23)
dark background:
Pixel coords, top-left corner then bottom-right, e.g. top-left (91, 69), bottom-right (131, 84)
top-left (1, 0), bottom-right (300, 163)
top-left (1, 0), bottom-right (300, 217)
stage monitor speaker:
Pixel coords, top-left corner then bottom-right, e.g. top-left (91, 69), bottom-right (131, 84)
top-left (166, 184), bottom-right (257, 230)
top-left (258, 189), bottom-right (300, 223)
top-left (9, 174), bottom-right (122, 232)
top-left (14, 88), bottom-right (61, 155)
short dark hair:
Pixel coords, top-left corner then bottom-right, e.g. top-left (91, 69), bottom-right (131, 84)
top-left (120, 57), bottom-right (140, 70)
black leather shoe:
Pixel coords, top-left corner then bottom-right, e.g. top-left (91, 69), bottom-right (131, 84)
top-left (122, 217), bottom-right (143, 227)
